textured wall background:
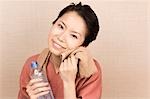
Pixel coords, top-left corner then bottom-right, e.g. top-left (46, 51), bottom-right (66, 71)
top-left (0, 0), bottom-right (149, 99)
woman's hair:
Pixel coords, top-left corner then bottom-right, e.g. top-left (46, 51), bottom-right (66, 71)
top-left (53, 2), bottom-right (100, 47)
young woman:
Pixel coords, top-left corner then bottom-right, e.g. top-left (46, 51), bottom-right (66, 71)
top-left (18, 2), bottom-right (102, 99)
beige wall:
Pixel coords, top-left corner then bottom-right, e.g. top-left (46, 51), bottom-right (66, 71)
top-left (0, 0), bottom-right (149, 99)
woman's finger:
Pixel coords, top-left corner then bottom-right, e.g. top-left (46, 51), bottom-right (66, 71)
top-left (61, 47), bottom-right (79, 61)
top-left (63, 59), bottom-right (67, 71)
top-left (61, 49), bottom-right (74, 61)
top-left (28, 78), bottom-right (43, 86)
top-left (34, 90), bottom-right (50, 98)
top-left (26, 79), bottom-right (50, 98)
top-left (71, 54), bottom-right (78, 67)
top-left (67, 57), bottom-right (72, 69)
top-left (33, 86), bottom-right (50, 95)
top-left (26, 78), bottom-right (44, 93)
top-left (71, 46), bottom-right (85, 55)
top-left (26, 79), bottom-right (43, 95)
top-left (59, 61), bottom-right (64, 71)
top-left (31, 82), bottom-right (49, 91)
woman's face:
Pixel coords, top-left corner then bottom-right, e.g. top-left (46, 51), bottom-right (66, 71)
top-left (48, 11), bottom-right (87, 56)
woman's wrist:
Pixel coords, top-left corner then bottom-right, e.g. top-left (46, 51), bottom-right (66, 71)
top-left (63, 81), bottom-right (75, 89)
top-left (63, 81), bottom-right (77, 99)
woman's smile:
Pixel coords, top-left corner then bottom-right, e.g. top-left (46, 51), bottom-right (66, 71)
top-left (52, 39), bottom-right (66, 50)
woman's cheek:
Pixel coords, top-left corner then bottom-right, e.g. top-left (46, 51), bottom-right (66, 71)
top-left (50, 26), bottom-right (61, 36)
top-left (67, 39), bottom-right (81, 49)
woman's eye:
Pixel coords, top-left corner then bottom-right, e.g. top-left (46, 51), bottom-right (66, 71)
top-left (58, 24), bottom-right (64, 29)
top-left (71, 34), bottom-right (78, 39)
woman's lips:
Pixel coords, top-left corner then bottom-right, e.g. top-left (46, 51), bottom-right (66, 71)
top-left (53, 42), bottom-right (62, 49)
top-left (52, 40), bottom-right (65, 49)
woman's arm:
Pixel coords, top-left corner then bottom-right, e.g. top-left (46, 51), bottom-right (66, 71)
top-left (59, 54), bottom-right (78, 99)
top-left (59, 47), bottom-right (102, 99)
top-left (63, 81), bottom-right (77, 99)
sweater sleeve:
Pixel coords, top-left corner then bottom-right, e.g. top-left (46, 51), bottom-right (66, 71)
top-left (76, 60), bottom-right (102, 99)
top-left (18, 55), bottom-right (39, 99)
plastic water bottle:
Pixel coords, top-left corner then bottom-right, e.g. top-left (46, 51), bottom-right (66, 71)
top-left (31, 61), bottom-right (54, 99)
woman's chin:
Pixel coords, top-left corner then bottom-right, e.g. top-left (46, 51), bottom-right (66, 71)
top-left (49, 47), bottom-right (62, 56)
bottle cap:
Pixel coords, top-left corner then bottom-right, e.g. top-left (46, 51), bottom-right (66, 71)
top-left (31, 61), bottom-right (38, 69)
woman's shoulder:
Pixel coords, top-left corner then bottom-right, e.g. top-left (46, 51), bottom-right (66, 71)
top-left (23, 54), bottom-right (40, 68)
top-left (26, 54), bottom-right (40, 62)
top-left (93, 59), bottom-right (102, 75)
top-left (20, 54), bottom-right (41, 79)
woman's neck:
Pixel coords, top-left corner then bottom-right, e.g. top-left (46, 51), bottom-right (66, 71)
top-left (50, 53), bottom-right (61, 68)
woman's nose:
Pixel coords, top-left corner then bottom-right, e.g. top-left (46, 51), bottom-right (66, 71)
top-left (57, 32), bottom-right (66, 42)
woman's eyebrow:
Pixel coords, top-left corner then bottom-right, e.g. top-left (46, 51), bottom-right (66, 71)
top-left (60, 21), bottom-right (67, 28)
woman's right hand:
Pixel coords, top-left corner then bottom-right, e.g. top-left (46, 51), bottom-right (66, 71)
top-left (26, 78), bottom-right (51, 99)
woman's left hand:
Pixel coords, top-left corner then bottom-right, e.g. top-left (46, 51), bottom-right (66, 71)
top-left (59, 54), bottom-right (78, 83)
top-left (72, 47), bottom-right (94, 68)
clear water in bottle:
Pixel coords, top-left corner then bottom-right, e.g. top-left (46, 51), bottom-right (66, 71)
top-left (31, 61), bottom-right (54, 99)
